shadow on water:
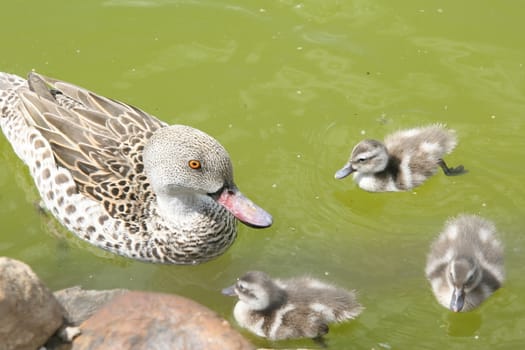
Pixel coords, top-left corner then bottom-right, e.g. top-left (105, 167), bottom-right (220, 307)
top-left (445, 312), bottom-right (482, 338)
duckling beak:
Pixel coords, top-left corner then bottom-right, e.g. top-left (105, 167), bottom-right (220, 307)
top-left (216, 187), bottom-right (273, 228)
top-left (450, 287), bottom-right (465, 312)
top-left (221, 285), bottom-right (238, 297)
top-left (334, 162), bottom-right (354, 179)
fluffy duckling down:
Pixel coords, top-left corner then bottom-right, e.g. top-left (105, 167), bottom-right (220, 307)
top-left (426, 214), bottom-right (504, 312)
top-left (335, 124), bottom-right (466, 192)
top-left (222, 270), bottom-right (363, 341)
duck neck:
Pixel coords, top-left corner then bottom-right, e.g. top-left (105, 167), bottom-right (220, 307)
top-left (155, 191), bottom-right (215, 225)
top-left (263, 288), bottom-right (288, 314)
top-left (382, 155), bottom-right (401, 176)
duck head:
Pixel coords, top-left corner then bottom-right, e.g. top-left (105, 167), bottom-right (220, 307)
top-left (335, 139), bottom-right (389, 179)
top-left (447, 257), bottom-right (482, 312)
top-left (143, 125), bottom-right (272, 228)
top-left (222, 271), bottom-right (286, 311)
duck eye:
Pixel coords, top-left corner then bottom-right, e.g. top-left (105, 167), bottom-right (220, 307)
top-left (188, 160), bottom-right (201, 169)
top-left (466, 274), bottom-right (475, 285)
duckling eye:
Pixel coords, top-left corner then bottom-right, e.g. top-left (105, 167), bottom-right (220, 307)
top-left (188, 160), bottom-right (201, 170)
top-left (466, 274), bottom-right (475, 285)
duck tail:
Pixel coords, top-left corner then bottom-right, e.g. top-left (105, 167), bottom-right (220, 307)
top-left (0, 72), bottom-right (26, 92)
top-left (0, 72), bottom-right (27, 113)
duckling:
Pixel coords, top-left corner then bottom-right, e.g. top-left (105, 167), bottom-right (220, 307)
top-left (425, 214), bottom-right (504, 312)
top-left (334, 124), bottom-right (466, 192)
top-left (222, 270), bottom-right (363, 341)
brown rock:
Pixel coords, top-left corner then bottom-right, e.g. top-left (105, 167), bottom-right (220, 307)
top-left (72, 291), bottom-right (254, 350)
top-left (45, 287), bottom-right (127, 350)
top-left (0, 257), bottom-right (63, 350)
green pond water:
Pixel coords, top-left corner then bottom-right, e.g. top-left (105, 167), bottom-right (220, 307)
top-left (1, 1), bottom-right (524, 349)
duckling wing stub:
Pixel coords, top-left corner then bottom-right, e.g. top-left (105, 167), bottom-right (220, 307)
top-left (19, 73), bottom-right (166, 219)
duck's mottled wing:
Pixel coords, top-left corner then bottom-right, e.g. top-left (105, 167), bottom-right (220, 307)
top-left (19, 73), bottom-right (166, 219)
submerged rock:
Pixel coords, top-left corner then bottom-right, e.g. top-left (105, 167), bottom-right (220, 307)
top-left (72, 291), bottom-right (254, 350)
top-left (0, 257), bottom-right (63, 350)
top-left (54, 286), bottom-right (127, 326)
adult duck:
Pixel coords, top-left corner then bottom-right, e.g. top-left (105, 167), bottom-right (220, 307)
top-left (0, 72), bottom-right (272, 264)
